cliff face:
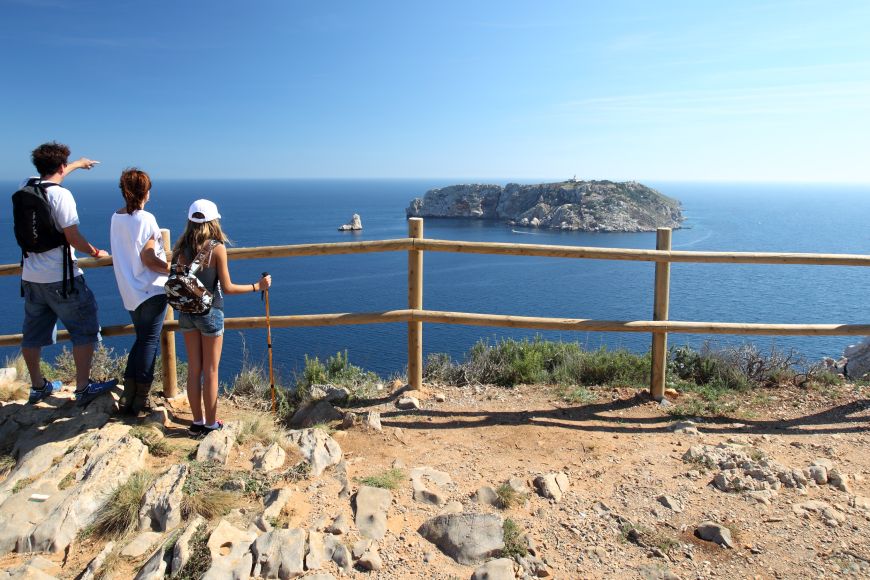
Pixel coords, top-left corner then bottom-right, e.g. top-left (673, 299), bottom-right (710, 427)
top-left (406, 180), bottom-right (683, 232)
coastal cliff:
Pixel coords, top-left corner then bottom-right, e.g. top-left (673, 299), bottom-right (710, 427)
top-left (406, 180), bottom-right (683, 232)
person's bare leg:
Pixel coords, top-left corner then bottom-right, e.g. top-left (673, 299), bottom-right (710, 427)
top-left (201, 334), bottom-right (223, 426)
top-left (22, 347), bottom-right (43, 389)
top-left (183, 331), bottom-right (204, 423)
top-left (72, 343), bottom-right (95, 389)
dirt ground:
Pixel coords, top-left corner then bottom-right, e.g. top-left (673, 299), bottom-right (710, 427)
top-left (2, 380), bottom-right (869, 579)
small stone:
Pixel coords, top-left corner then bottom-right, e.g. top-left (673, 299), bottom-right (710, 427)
top-left (326, 513), bottom-right (349, 535)
top-left (472, 557), bottom-right (515, 580)
top-left (807, 465), bottom-right (828, 485)
top-left (695, 521), bottom-right (733, 548)
top-left (472, 486), bottom-right (499, 507)
top-left (364, 411), bottom-right (382, 431)
top-left (358, 547), bottom-right (383, 571)
top-left (434, 392), bottom-right (446, 402)
top-left (828, 470), bottom-right (851, 493)
top-left (657, 495), bottom-right (682, 513)
top-left (396, 396), bottom-right (421, 410)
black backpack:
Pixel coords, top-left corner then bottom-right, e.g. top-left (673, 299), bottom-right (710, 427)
top-left (12, 178), bottom-right (75, 296)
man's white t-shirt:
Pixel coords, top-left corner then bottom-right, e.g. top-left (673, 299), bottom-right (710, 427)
top-left (110, 210), bottom-right (168, 311)
top-left (20, 179), bottom-right (84, 284)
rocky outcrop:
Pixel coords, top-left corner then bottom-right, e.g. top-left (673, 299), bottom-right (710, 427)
top-left (406, 180), bottom-right (683, 232)
top-left (418, 512), bottom-right (504, 565)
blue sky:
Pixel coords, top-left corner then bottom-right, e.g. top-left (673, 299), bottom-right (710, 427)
top-left (1, 0), bottom-right (869, 182)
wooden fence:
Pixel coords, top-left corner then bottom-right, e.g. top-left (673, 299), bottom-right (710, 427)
top-left (2, 217), bottom-right (870, 401)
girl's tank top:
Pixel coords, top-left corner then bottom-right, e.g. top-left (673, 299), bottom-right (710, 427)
top-left (181, 240), bottom-right (224, 309)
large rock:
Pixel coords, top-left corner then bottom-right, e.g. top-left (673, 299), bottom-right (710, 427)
top-left (288, 401), bottom-right (342, 429)
top-left (251, 528), bottom-right (305, 579)
top-left (407, 181), bottom-right (683, 232)
top-left (171, 516), bottom-right (205, 576)
top-left (418, 513), bottom-right (504, 565)
top-left (139, 464), bottom-right (188, 532)
top-left (253, 443), bottom-right (287, 472)
top-left (80, 541), bottom-right (115, 580)
top-left (196, 421), bottom-right (241, 464)
top-left (134, 543), bottom-right (169, 580)
top-left (354, 486), bottom-right (391, 540)
top-left (203, 519), bottom-right (257, 580)
top-left (285, 428), bottom-right (342, 477)
top-left (843, 338), bottom-right (870, 379)
top-left (24, 435), bottom-right (147, 554)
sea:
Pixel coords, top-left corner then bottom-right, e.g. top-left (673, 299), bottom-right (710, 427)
top-left (2, 179), bottom-right (869, 384)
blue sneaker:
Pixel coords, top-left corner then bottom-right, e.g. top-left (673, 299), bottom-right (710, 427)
top-left (28, 379), bottom-right (61, 404)
top-left (75, 379), bottom-right (118, 408)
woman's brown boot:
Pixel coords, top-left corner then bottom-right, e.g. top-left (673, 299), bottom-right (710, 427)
top-left (118, 379), bottom-right (136, 415)
top-left (131, 381), bottom-right (154, 416)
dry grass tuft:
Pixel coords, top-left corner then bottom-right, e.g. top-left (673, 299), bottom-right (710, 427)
top-left (181, 490), bottom-right (237, 520)
top-left (0, 383), bottom-right (28, 403)
top-left (88, 470), bottom-right (154, 539)
top-left (237, 413), bottom-right (292, 450)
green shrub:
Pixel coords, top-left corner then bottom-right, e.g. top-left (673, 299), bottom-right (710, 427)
top-left (295, 350), bottom-right (380, 400)
top-left (502, 518), bottom-right (528, 558)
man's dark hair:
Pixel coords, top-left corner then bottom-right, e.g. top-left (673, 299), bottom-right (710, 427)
top-left (31, 141), bottom-right (70, 177)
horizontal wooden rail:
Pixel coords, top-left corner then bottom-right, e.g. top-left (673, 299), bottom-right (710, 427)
top-left (3, 309), bottom-right (870, 348)
top-left (4, 238), bottom-right (870, 277)
top-left (413, 239), bottom-right (870, 266)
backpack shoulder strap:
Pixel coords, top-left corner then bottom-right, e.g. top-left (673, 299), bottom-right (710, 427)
top-left (188, 240), bottom-right (219, 274)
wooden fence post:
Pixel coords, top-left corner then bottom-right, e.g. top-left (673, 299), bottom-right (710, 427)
top-left (408, 218), bottom-right (424, 389)
top-left (160, 229), bottom-right (178, 398)
top-left (650, 228), bottom-right (672, 400)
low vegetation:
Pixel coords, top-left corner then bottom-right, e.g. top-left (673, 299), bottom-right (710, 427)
top-left (296, 350), bottom-right (381, 401)
top-left (502, 518), bottom-right (528, 558)
top-left (129, 425), bottom-right (174, 457)
top-left (495, 483), bottom-right (528, 510)
top-left (424, 338), bottom-right (650, 388)
top-left (356, 468), bottom-right (405, 490)
top-left (0, 453), bottom-right (14, 479)
top-left (88, 470), bottom-right (155, 539)
top-left (171, 522), bottom-right (211, 580)
top-left (181, 462), bottom-right (240, 520)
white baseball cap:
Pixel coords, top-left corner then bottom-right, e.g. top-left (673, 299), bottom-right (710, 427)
top-left (188, 199), bottom-right (221, 223)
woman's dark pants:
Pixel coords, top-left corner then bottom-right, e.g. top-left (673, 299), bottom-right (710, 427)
top-left (124, 294), bottom-right (168, 384)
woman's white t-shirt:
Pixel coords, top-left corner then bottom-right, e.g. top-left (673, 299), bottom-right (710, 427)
top-left (110, 209), bottom-right (168, 311)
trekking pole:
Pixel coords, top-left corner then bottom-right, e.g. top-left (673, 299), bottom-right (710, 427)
top-left (261, 272), bottom-right (276, 414)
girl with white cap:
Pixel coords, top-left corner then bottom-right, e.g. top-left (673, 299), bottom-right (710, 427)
top-left (173, 199), bottom-right (271, 435)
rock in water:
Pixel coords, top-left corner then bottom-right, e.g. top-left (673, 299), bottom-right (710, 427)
top-left (406, 180), bottom-right (683, 232)
top-left (338, 214), bottom-right (362, 231)
top-left (418, 512), bottom-right (504, 565)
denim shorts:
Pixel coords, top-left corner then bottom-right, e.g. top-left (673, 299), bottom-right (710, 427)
top-left (22, 275), bottom-right (101, 348)
top-left (178, 307), bottom-right (224, 337)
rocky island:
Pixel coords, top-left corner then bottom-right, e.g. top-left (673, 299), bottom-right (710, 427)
top-left (406, 180), bottom-right (683, 232)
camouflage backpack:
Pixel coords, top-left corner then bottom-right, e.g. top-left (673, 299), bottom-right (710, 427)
top-left (164, 240), bottom-right (218, 314)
